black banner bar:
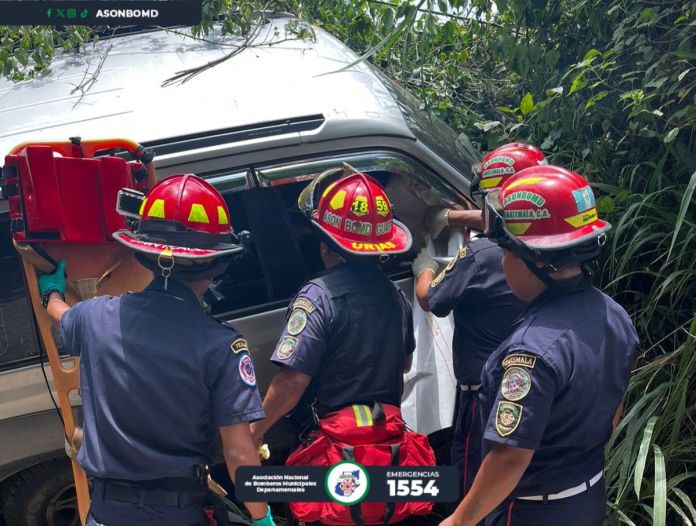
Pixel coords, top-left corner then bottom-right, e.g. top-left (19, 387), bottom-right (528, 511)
top-left (0, 1), bottom-right (202, 26)
top-left (235, 466), bottom-right (459, 503)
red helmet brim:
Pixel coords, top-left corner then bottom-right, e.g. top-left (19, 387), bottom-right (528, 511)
top-left (516, 220), bottom-right (612, 250)
top-left (113, 230), bottom-right (244, 260)
top-left (311, 218), bottom-right (412, 256)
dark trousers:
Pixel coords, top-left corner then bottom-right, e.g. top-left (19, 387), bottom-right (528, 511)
top-left (450, 389), bottom-right (483, 497)
top-left (485, 478), bottom-right (606, 526)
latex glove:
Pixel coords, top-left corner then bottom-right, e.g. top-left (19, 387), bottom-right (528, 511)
top-left (39, 260), bottom-right (67, 298)
top-left (426, 207), bottom-right (450, 239)
top-left (411, 248), bottom-right (439, 278)
top-left (252, 506), bottom-right (276, 526)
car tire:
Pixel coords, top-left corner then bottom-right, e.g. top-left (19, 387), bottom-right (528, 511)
top-left (1, 458), bottom-right (79, 526)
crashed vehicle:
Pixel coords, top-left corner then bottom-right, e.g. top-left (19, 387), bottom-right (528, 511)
top-left (0, 15), bottom-right (478, 526)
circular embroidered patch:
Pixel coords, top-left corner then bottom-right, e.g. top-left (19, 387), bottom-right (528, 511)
top-left (238, 354), bottom-right (256, 386)
top-left (276, 335), bottom-right (299, 360)
top-left (287, 309), bottom-right (308, 336)
top-left (501, 366), bottom-right (531, 401)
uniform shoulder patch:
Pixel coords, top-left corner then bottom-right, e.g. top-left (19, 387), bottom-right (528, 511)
top-left (287, 309), bottom-right (308, 336)
top-left (276, 335), bottom-right (299, 360)
top-left (293, 297), bottom-right (317, 313)
top-left (430, 269), bottom-right (446, 288)
top-left (495, 401), bottom-right (523, 437)
top-left (238, 353), bottom-right (256, 387)
top-left (501, 367), bottom-right (532, 402)
top-left (502, 353), bottom-right (537, 370)
top-left (230, 337), bottom-right (249, 354)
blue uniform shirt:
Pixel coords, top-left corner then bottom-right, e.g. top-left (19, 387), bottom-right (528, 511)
top-left (480, 280), bottom-right (639, 496)
top-left (427, 237), bottom-right (527, 384)
top-left (270, 282), bottom-right (332, 376)
top-left (61, 278), bottom-right (264, 481)
top-left (271, 262), bottom-right (415, 417)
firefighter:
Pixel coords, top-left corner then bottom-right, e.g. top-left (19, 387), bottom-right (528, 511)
top-left (249, 170), bottom-right (415, 445)
top-left (440, 166), bottom-right (638, 526)
top-left (411, 143), bottom-right (546, 495)
top-left (38, 174), bottom-right (275, 526)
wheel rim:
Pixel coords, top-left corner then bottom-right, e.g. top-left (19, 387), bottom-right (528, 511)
top-left (45, 482), bottom-right (80, 526)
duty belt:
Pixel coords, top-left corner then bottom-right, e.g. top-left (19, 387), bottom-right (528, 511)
top-left (517, 470), bottom-right (603, 501)
top-left (93, 477), bottom-right (207, 508)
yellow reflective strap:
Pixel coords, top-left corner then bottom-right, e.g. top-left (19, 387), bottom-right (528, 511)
top-left (217, 206), bottom-right (229, 225)
top-left (352, 405), bottom-right (372, 427)
top-left (188, 203), bottom-right (210, 224)
top-left (147, 199), bottom-right (166, 219)
top-left (362, 405), bottom-right (373, 426)
top-left (352, 405), bottom-right (364, 426)
top-left (139, 197), bottom-right (149, 216)
top-left (504, 177), bottom-right (547, 191)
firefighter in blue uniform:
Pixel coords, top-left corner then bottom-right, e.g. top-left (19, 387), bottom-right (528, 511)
top-left (39, 175), bottom-right (276, 526)
top-left (411, 143), bottom-right (546, 496)
top-left (249, 170), bottom-right (415, 443)
top-left (440, 166), bottom-right (639, 526)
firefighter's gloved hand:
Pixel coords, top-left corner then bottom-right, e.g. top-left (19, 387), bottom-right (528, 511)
top-left (131, 144), bottom-right (156, 164)
top-left (411, 248), bottom-right (439, 278)
top-left (427, 207), bottom-right (450, 239)
top-left (252, 506), bottom-right (276, 526)
top-left (39, 260), bottom-right (67, 306)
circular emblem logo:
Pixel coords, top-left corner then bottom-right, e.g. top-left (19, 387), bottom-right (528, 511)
top-left (276, 336), bottom-right (298, 360)
top-left (325, 461), bottom-right (370, 505)
top-left (501, 366), bottom-right (531, 401)
top-left (238, 354), bottom-right (256, 387)
top-left (287, 309), bottom-right (308, 336)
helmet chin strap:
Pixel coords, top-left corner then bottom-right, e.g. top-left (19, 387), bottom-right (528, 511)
top-left (520, 253), bottom-right (592, 291)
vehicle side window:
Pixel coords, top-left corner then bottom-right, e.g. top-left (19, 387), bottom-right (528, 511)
top-left (205, 192), bottom-right (269, 315)
top-left (0, 213), bottom-right (40, 368)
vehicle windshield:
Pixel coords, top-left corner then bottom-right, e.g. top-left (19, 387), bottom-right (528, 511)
top-left (372, 67), bottom-right (480, 180)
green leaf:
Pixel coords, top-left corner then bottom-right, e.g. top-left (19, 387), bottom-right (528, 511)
top-left (520, 92), bottom-right (534, 116)
top-left (673, 488), bottom-right (696, 523)
top-left (666, 170), bottom-right (696, 260)
top-left (653, 445), bottom-right (666, 526)
top-left (583, 48), bottom-right (601, 61)
top-left (569, 76), bottom-right (587, 96)
top-left (495, 106), bottom-right (516, 114)
top-left (664, 127), bottom-right (680, 143)
top-left (633, 416), bottom-right (657, 499)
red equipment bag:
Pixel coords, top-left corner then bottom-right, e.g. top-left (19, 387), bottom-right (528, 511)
top-left (286, 403), bottom-right (435, 525)
top-left (2, 139), bottom-right (147, 244)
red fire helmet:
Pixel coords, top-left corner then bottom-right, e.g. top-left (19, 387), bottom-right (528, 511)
top-left (113, 174), bottom-right (244, 260)
top-left (476, 142), bottom-right (547, 191)
top-left (302, 171), bottom-right (412, 256)
top-left (484, 165), bottom-right (611, 252)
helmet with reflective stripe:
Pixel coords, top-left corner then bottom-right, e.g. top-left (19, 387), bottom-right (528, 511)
top-left (299, 170), bottom-right (412, 256)
top-left (113, 174), bottom-right (244, 261)
top-left (471, 143), bottom-right (547, 196)
top-left (483, 165), bottom-right (610, 262)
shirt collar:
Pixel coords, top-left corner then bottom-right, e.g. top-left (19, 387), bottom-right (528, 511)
top-left (529, 274), bottom-right (592, 310)
top-left (146, 278), bottom-right (202, 305)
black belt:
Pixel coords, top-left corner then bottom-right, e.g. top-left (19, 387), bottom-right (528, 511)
top-left (93, 478), bottom-right (207, 508)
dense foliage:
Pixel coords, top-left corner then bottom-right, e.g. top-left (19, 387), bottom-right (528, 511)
top-left (1, 1), bottom-right (694, 524)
